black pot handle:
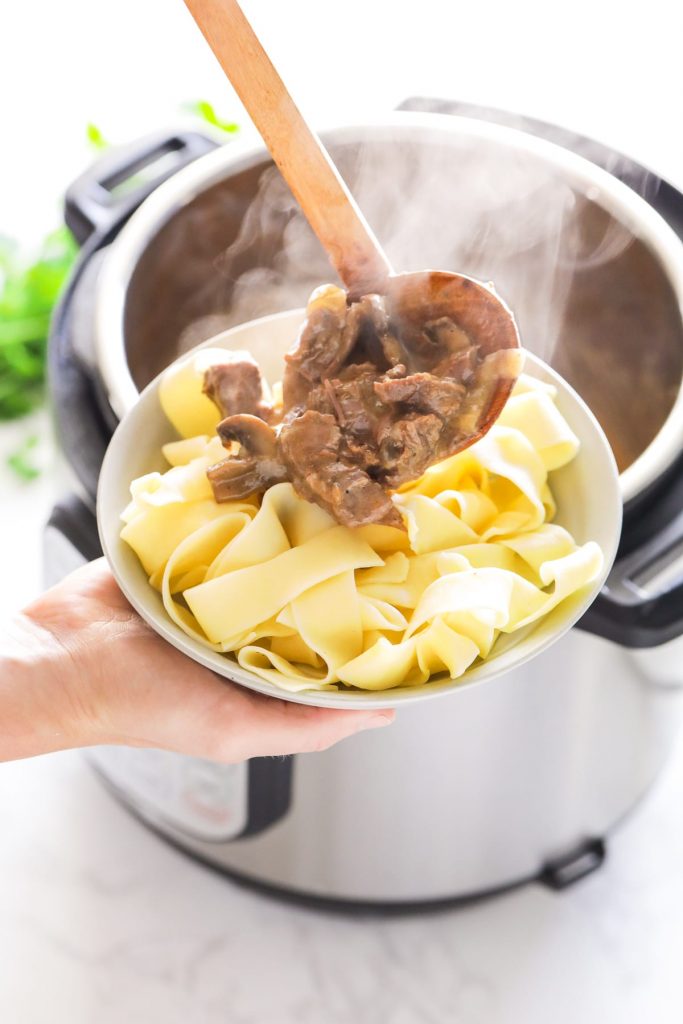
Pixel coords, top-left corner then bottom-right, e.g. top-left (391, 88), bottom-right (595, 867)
top-left (64, 129), bottom-right (219, 245)
top-left (580, 573), bottom-right (683, 651)
top-left (579, 489), bottom-right (683, 648)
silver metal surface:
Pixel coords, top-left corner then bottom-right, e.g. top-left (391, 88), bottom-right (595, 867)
top-left (92, 629), bottom-right (683, 902)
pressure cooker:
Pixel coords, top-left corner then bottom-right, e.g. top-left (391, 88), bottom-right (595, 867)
top-left (45, 100), bottom-right (683, 908)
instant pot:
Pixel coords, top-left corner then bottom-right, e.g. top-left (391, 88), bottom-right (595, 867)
top-left (46, 100), bottom-right (683, 908)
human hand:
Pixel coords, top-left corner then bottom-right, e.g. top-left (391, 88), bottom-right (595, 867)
top-left (2, 559), bottom-right (394, 763)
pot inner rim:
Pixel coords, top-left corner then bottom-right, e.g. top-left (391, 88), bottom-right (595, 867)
top-left (96, 114), bottom-right (683, 504)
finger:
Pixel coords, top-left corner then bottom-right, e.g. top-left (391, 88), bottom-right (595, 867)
top-left (207, 684), bottom-right (395, 762)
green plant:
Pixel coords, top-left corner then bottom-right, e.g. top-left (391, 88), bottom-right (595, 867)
top-left (0, 227), bottom-right (78, 421)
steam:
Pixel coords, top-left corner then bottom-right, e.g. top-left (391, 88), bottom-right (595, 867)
top-left (178, 126), bottom-right (657, 365)
top-left (222, 169), bottom-right (327, 323)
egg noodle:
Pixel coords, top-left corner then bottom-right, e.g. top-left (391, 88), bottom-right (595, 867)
top-left (120, 366), bottom-right (603, 693)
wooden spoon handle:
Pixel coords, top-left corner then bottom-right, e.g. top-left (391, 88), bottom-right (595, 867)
top-left (183, 0), bottom-right (393, 297)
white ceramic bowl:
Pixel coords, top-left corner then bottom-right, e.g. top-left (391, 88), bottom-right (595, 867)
top-left (97, 309), bottom-right (622, 709)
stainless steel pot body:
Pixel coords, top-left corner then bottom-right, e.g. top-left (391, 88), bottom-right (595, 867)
top-left (87, 627), bottom-right (683, 903)
top-left (77, 113), bottom-right (683, 903)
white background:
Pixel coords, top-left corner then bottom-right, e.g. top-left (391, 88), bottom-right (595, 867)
top-left (2, 0), bottom-right (683, 244)
top-left (2, 1), bottom-right (683, 1021)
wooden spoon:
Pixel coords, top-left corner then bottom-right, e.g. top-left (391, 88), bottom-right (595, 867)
top-left (183, 0), bottom-right (521, 442)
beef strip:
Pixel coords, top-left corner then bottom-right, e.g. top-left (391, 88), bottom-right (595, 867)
top-left (204, 286), bottom-right (521, 526)
top-left (278, 411), bottom-right (403, 529)
top-left (282, 287), bottom-right (400, 410)
top-left (374, 373), bottom-right (466, 420)
top-left (377, 413), bottom-right (445, 488)
top-left (309, 363), bottom-right (382, 432)
top-left (203, 351), bottom-right (276, 423)
top-left (308, 363), bottom-right (389, 474)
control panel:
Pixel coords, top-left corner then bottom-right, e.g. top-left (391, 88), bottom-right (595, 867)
top-left (89, 746), bottom-right (249, 841)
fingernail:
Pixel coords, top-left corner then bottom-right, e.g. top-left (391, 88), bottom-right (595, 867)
top-left (364, 712), bottom-right (395, 730)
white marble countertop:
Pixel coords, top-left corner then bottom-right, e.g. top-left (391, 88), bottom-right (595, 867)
top-left (2, 669), bottom-right (683, 1022)
top-left (3, 0), bottom-right (683, 1019)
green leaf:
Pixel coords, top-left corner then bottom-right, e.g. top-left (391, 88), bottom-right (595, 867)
top-left (184, 99), bottom-right (240, 135)
top-left (0, 226), bottom-right (77, 420)
top-left (6, 434), bottom-right (40, 481)
top-left (86, 122), bottom-right (109, 151)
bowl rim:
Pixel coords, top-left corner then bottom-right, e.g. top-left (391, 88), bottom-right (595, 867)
top-left (97, 308), bottom-right (622, 711)
top-left (94, 110), bottom-right (683, 506)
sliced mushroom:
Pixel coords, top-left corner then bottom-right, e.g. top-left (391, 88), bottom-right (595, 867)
top-left (208, 414), bottom-right (287, 502)
top-left (206, 459), bottom-right (283, 502)
top-left (217, 413), bottom-right (279, 456)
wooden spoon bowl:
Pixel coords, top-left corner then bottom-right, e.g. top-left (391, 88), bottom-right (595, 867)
top-left (386, 269), bottom-right (522, 449)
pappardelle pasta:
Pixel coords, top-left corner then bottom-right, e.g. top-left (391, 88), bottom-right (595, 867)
top-left (120, 364), bottom-right (603, 693)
